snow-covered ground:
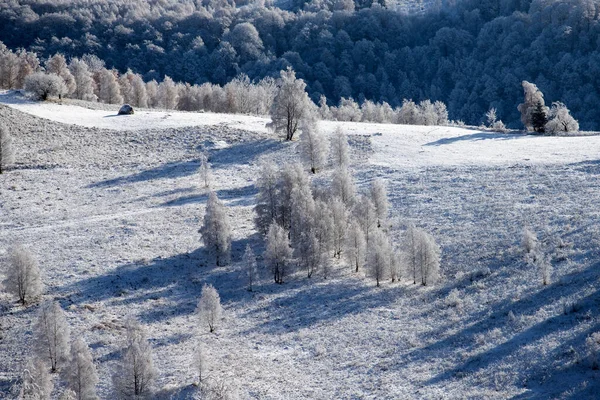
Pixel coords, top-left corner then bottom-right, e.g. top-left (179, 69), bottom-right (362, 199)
top-left (1, 94), bottom-right (600, 399)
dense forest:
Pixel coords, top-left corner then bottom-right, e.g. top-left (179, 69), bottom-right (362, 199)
top-left (1, 0), bottom-right (599, 129)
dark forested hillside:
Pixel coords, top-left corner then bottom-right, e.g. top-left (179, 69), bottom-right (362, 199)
top-left (2, 0), bottom-right (600, 129)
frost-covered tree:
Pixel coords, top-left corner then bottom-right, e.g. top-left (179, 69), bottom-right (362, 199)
top-left (129, 73), bottom-right (148, 108)
top-left (34, 301), bottom-right (71, 372)
top-left (405, 224), bottom-right (441, 285)
top-left (279, 163), bottom-right (310, 232)
top-left (45, 54), bottom-right (75, 96)
top-left (417, 229), bottom-right (441, 286)
top-left (270, 67), bottom-right (314, 141)
top-left (330, 126), bottom-right (349, 168)
top-left (193, 344), bottom-right (207, 384)
top-left (486, 107), bottom-right (497, 127)
top-left (299, 118), bottom-right (328, 174)
top-left (16, 49), bottom-right (40, 89)
top-left (197, 284), bottom-right (222, 333)
top-left (113, 317), bottom-right (157, 399)
top-left (517, 81), bottom-right (547, 131)
top-left (389, 250), bottom-right (402, 283)
top-left (3, 244), bottom-right (42, 305)
top-left (370, 179), bottom-right (389, 228)
top-left (296, 231), bottom-right (321, 279)
top-left (0, 124), bottom-right (16, 174)
top-left (19, 357), bottom-right (53, 400)
top-left (97, 68), bottom-right (122, 105)
top-left (294, 199), bottom-right (332, 278)
top-left (69, 59), bottom-right (97, 102)
top-left (24, 73), bottom-right (67, 101)
top-left (265, 222), bottom-right (293, 284)
top-left (200, 192), bottom-right (232, 266)
top-left (329, 196), bottom-right (349, 258)
top-left (545, 101), bottom-right (579, 134)
top-left (290, 181), bottom-right (316, 247)
top-left (318, 95), bottom-right (332, 120)
top-left (405, 223), bottom-right (419, 284)
top-left (254, 163), bottom-right (280, 235)
top-left (396, 99), bottom-right (420, 124)
top-left (332, 167), bottom-right (356, 207)
top-left (0, 48), bottom-right (20, 89)
top-left (199, 151), bottom-right (211, 189)
top-left (333, 98), bottom-right (362, 122)
top-left (64, 338), bottom-right (99, 400)
top-left (368, 230), bottom-right (392, 286)
top-left (353, 195), bottom-right (377, 245)
top-left (417, 100), bottom-right (437, 125)
top-left (158, 75), bottom-right (179, 110)
top-left (145, 80), bottom-right (159, 108)
top-left (345, 219), bottom-right (366, 273)
top-left (433, 101), bottom-right (449, 125)
top-left (118, 71), bottom-right (133, 105)
top-left (312, 199), bottom-right (334, 257)
top-left (243, 245), bottom-right (258, 292)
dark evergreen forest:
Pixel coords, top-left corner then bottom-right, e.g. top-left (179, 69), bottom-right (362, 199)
top-left (1, 0), bottom-right (599, 128)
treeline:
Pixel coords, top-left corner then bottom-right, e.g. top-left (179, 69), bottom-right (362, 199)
top-left (1, 0), bottom-right (599, 128)
top-left (1, 45), bottom-right (452, 126)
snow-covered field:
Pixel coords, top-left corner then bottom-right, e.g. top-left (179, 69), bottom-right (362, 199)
top-left (1, 93), bottom-right (600, 399)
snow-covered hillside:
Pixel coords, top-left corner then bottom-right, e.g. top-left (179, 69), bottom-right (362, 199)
top-left (1, 95), bottom-right (600, 399)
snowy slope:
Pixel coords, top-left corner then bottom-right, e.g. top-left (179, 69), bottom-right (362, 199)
top-left (1, 96), bottom-right (600, 399)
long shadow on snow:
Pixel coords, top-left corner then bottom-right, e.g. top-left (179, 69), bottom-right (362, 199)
top-left (241, 277), bottom-right (406, 335)
top-left (567, 159), bottom-right (600, 175)
top-left (58, 234), bottom-right (263, 325)
top-left (207, 138), bottom-right (284, 167)
top-left (86, 139), bottom-right (283, 189)
top-left (87, 159), bottom-right (201, 188)
top-left (507, 319), bottom-right (600, 400)
top-left (424, 132), bottom-right (527, 147)
top-left (159, 184), bottom-right (257, 207)
top-left (405, 261), bottom-right (600, 394)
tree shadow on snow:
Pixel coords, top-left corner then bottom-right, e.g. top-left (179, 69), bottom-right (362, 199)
top-left (398, 260), bottom-right (600, 398)
top-left (87, 160), bottom-right (201, 188)
top-left (207, 138), bottom-right (284, 167)
top-left (240, 277), bottom-right (407, 335)
top-left (86, 139), bottom-right (283, 189)
top-left (159, 185), bottom-right (257, 208)
top-left (57, 234), bottom-right (263, 325)
top-left (424, 132), bottom-right (527, 147)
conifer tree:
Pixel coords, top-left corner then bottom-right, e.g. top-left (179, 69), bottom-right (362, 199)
top-left (200, 192), bottom-right (232, 266)
top-left (197, 284), bottom-right (222, 333)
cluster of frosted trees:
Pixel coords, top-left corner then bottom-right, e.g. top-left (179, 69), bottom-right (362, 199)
top-left (17, 300), bottom-right (102, 400)
top-left (254, 126), bottom-right (441, 286)
top-left (6, 267), bottom-right (227, 398)
top-left (25, 304), bottom-right (158, 400)
top-left (194, 119), bottom-right (441, 286)
top-left (0, 245), bottom-right (161, 399)
top-left (517, 81), bottom-right (579, 135)
top-left (321, 97), bottom-right (449, 126)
